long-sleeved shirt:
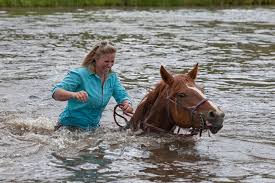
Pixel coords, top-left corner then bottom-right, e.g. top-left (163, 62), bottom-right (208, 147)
top-left (52, 67), bottom-right (131, 130)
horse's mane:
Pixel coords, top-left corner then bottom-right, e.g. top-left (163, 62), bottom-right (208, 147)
top-left (141, 73), bottom-right (191, 108)
top-left (136, 81), bottom-right (167, 120)
top-left (130, 73), bottom-right (189, 130)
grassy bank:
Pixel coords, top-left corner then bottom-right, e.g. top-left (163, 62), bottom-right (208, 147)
top-left (0, 0), bottom-right (274, 7)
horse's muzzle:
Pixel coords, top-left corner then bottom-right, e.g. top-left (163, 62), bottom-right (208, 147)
top-left (205, 108), bottom-right (225, 134)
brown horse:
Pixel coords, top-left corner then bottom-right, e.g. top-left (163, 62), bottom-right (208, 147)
top-left (129, 64), bottom-right (224, 135)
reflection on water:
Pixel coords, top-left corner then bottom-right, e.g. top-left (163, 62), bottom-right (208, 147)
top-left (0, 7), bottom-right (275, 182)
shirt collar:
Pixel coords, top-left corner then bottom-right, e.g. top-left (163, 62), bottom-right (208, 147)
top-left (86, 65), bottom-right (114, 79)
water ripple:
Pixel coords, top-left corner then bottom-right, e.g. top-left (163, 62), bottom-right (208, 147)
top-left (0, 7), bottom-right (275, 182)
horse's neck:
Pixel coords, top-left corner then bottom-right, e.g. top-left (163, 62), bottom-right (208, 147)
top-left (131, 95), bottom-right (175, 132)
top-left (144, 99), bottom-right (174, 130)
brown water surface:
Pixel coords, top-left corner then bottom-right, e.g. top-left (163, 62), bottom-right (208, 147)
top-left (0, 7), bottom-right (275, 182)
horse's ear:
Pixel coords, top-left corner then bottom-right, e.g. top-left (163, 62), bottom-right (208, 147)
top-left (188, 63), bottom-right (199, 80)
top-left (160, 65), bottom-right (174, 86)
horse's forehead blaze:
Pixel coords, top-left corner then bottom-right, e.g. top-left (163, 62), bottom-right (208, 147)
top-left (187, 85), bottom-right (219, 111)
top-left (187, 85), bottom-right (205, 97)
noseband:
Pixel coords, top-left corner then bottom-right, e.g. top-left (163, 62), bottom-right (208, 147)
top-left (168, 96), bottom-right (208, 125)
top-left (167, 92), bottom-right (208, 135)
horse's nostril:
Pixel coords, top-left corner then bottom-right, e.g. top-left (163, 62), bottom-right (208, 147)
top-left (208, 111), bottom-right (215, 118)
top-left (208, 110), bottom-right (225, 120)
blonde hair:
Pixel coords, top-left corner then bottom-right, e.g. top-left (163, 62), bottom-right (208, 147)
top-left (82, 41), bottom-right (116, 67)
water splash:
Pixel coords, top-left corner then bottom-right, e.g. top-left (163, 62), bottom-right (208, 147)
top-left (4, 116), bottom-right (56, 135)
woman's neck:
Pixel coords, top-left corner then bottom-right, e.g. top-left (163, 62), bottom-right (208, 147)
top-left (89, 65), bottom-right (106, 83)
top-left (97, 71), bottom-right (106, 78)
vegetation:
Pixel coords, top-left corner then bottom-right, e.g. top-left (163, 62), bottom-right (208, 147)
top-left (0, 0), bottom-right (274, 7)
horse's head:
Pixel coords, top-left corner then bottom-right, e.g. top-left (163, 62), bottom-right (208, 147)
top-left (161, 64), bottom-right (224, 134)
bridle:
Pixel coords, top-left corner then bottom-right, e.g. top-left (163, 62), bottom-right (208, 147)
top-left (113, 89), bottom-right (210, 136)
top-left (167, 93), bottom-right (208, 136)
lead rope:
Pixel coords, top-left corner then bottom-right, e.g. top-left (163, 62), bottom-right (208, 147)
top-left (113, 100), bottom-right (209, 137)
top-left (113, 104), bottom-right (132, 129)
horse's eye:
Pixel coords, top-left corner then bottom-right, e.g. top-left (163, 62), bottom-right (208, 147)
top-left (177, 93), bottom-right (186, 98)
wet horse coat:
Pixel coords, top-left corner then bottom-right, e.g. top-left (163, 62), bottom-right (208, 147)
top-left (129, 64), bottom-right (224, 135)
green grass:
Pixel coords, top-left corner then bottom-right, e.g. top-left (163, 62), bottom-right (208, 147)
top-left (0, 0), bottom-right (274, 7)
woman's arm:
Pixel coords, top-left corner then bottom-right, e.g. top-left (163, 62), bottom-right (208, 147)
top-left (53, 88), bottom-right (88, 102)
top-left (112, 73), bottom-right (133, 114)
top-left (52, 88), bottom-right (74, 101)
top-left (52, 69), bottom-right (88, 102)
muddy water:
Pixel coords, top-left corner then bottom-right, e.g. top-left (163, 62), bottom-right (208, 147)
top-left (0, 8), bottom-right (275, 182)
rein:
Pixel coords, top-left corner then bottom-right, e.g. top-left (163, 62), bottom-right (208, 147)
top-left (113, 104), bottom-right (193, 137)
top-left (113, 104), bottom-right (131, 129)
top-left (113, 91), bottom-right (209, 136)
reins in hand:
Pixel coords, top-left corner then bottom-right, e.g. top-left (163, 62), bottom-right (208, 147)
top-left (113, 104), bottom-right (132, 129)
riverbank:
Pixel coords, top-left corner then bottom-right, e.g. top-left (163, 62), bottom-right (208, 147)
top-left (0, 0), bottom-right (275, 7)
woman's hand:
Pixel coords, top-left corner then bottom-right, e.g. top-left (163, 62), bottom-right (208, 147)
top-left (72, 91), bottom-right (88, 102)
top-left (120, 100), bottom-right (134, 116)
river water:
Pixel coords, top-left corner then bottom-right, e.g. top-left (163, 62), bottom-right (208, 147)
top-left (0, 7), bottom-right (275, 182)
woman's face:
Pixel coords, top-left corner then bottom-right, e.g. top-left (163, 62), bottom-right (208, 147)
top-left (95, 53), bottom-right (116, 75)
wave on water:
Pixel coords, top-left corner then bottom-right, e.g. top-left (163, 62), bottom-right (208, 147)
top-left (2, 116), bottom-right (56, 135)
top-left (0, 115), bottom-right (197, 155)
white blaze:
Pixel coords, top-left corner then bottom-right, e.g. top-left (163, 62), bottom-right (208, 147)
top-left (188, 86), bottom-right (219, 111)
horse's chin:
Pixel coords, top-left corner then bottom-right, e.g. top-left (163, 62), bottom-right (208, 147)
top-left (209, 125), bottom-right (223, 134)
top-left (205, 120), bottom-right (223, 134)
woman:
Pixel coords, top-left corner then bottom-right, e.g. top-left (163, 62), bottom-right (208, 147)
top-left (52, 41), bottom-right (133, 131)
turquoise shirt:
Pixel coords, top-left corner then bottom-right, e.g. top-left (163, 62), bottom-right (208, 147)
top-left (52, 67), bottom-right (131, 130)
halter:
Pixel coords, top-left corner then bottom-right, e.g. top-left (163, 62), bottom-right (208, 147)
top-left (167, 95), bottom-right (208, 136)
top-left (113, 89), bottom-right (210, 136)
top-left (168, 93), bottom-right (208, 124)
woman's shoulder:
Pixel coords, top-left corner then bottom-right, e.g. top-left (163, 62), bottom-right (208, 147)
top-left (63, 67), bottom-right (91, 81)
top-left (108, 71), bottom-right (119, 79)
top-left (69, 67), bottom-right (91, 75)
